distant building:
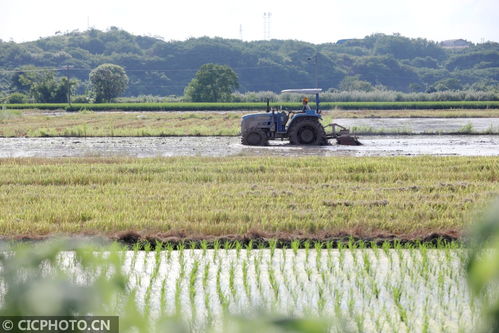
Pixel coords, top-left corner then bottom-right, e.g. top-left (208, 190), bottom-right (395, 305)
top-left (336, 39), bottom-right (362, 45)
top-left (440, 39), bottom-right (472, 49)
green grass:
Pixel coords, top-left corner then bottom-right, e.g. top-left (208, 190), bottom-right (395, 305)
top-left (0, 156), bottom-right (497, 239)
top-left (1, 109), bottom-right (499, 137)
top-left (4, 100), bottom-right (499, 111)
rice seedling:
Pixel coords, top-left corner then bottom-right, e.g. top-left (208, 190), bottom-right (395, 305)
top-left (200, 240), bottom-right (208, 256)
top-left (189, 259), bottom-right (199, 319)
top-left (215, 264), bottom-right (228, 312)
top-left (241, 260), bottom-right (250, 299)
top-left (303, 240), bottom-right (311, 261)
top-left (268, 239), bottom-right (277, 258)
top-left (228, 262), bottom-right (236, 300)
top-left (165, 243), bottom-right (174, 259)
top-left (235, 241), bottom-right (242, 259)
top-left (159, 275), bottom-right (168, 315)
top-left (174, 275), bottom-right (183, 317)
top-left (268, 266), bottom-right (279, 301)
top-left (291, 240), bottom-right (300, 256)
top-left (130, 242), bottom-right (140, 270)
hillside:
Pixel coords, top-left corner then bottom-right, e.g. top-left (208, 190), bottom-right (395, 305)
top-left (1, 28), bottom-right (498, 96)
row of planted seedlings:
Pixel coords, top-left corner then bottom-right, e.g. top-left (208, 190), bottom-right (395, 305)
top-left (120, 239), bottom-right (477, 332)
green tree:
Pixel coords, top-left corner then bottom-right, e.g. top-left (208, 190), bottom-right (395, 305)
top-left (10, 67), bottom-right (77, 103)
top-left (6, 92), bottom-right (28, 103)
top-left (431, 78), bottom-right (462, 91)
top-left (2, 30), bottom-right (499, 95)
top-left (351, 55), bottom-right (420, 91)
top-left (89, 63), bottom-right (128, 102)
top-left (10, 66), bottom-right (53, 93)
top-left (339, 75), bottom-right (374, 91)
top-left (184, 63), bottom-right (239, 102)
top-left (31, 77), bottom-right (78, 103)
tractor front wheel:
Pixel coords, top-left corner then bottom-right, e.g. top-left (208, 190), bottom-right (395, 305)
top-left (288, 118), bottom-right (326, 145)
top-left (241, 128), bottom-right (269, 146)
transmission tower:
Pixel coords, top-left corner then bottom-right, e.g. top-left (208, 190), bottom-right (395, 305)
top-left (263, 12), bottom-right (272, 40)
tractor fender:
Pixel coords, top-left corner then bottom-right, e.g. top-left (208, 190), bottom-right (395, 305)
top-left (287, 113), bottom-right (322, 129)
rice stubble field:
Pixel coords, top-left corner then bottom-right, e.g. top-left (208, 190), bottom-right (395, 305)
top-left (0, 156), bottom-right (497, 241)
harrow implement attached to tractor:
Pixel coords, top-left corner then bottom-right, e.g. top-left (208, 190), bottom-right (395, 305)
top-left (241, 88), bottom-right (361, 146)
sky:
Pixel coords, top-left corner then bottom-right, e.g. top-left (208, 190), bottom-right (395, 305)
top-left (1, 0), bottom-right (498, 44)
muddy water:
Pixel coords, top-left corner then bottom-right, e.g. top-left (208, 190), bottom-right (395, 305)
top-left (0, 135), bottom-right (498, 158)
top-left (334, 117), bottom-right (499, 132)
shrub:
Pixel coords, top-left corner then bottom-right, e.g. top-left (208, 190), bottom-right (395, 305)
top-left (6, 92), bottom-right (28, 104)
top-left (72, 95), bottom-right (90, 103)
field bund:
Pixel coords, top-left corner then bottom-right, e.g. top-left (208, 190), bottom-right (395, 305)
top-left (0, 156), bottom-right (497, 241)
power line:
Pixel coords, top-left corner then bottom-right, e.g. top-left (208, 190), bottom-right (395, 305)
top-left (0, 65), bottom-right (276, 74)
top-left (130, 80), bottom-right (314, 89)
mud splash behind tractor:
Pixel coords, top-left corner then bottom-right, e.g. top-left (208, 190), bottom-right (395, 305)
top-left (326, 123), bottom-right (362, 145)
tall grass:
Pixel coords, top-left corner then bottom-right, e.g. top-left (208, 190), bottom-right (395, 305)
top-left (275, 90), bottom-right (499, 102)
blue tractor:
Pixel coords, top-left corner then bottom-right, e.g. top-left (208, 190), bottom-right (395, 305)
top-left (241, 88), bottom-right (360, 146)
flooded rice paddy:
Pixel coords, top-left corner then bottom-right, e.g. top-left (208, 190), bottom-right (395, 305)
top-left (0, 135), bottom-right (498, 158)
top-left (334, 117), bottom-right (499, 133)
top-left (69, 249), bottom-right (477, 332)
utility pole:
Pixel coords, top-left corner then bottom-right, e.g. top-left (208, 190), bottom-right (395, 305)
top-left (62, 65), bottom-right (74, 106)
top-left (307, 54), bottom-right (318, 88)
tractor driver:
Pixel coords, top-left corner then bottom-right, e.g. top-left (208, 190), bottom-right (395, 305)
top-left (302, 97), bottom-right (311, 111)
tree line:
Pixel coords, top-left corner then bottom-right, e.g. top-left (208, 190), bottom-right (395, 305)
top-left (0, 28), bottom-right (498, 102)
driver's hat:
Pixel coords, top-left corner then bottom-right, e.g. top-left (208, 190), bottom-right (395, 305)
top-left (303, 97), bottom-right (309, 103)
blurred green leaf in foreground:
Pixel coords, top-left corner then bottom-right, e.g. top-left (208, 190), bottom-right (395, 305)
top-left (467, 199), bottom-right (499, 333)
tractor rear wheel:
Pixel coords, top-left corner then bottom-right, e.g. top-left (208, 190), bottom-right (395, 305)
top-left (288, 118), bottom-right (326, 145)
top-left (241, 128), bottom-right (269, 146)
